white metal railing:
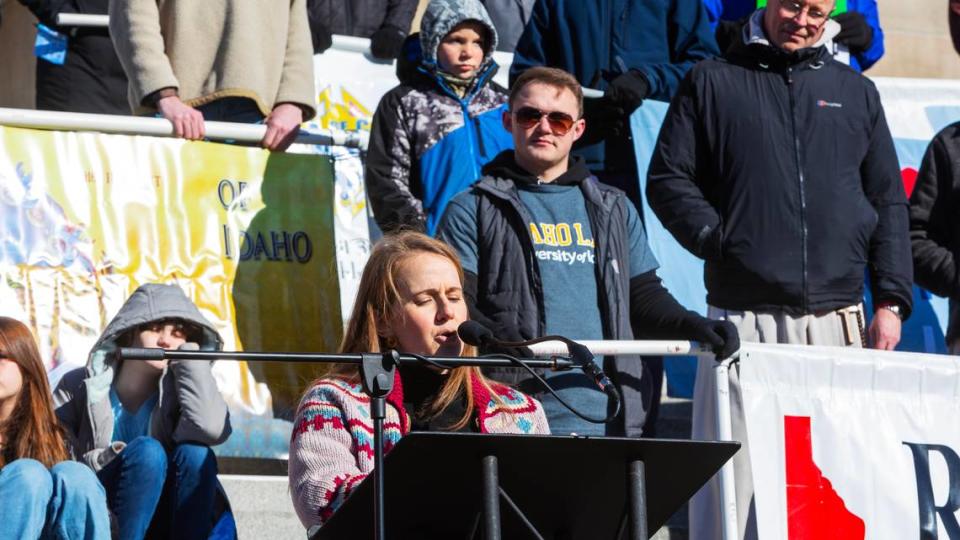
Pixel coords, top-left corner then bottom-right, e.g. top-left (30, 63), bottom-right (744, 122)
top-left (528, 339), bottom-right (714, 356)
top-left (56, 13), bottom-right (108, 27)
top-left (0, 107), bottom-right (369, 149)
top-left (53, 13), bottom-right (604, 100)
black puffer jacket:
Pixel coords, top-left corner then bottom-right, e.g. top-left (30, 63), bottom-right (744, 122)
top-left (306, 0), bottom-right (417, 39)
top-left (647, 40), bottom-right (913, 317)
top-left (20, 0), bottom-right (128, 114)
top-left (438, 153), bottom-right (652, 437)
top-left (910, 122), bottom-right (960, 342)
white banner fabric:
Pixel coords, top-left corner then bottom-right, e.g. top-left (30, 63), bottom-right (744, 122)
top-left (741, 343), bottom-right (960, 539)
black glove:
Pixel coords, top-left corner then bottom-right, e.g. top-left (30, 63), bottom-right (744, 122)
top-left (686, 317), bottom-right (740, 360)
top-left (310, 20), bottom-right (333, 54)
top-left (833, 11), bottom-right (873, 54)
top-left (578, 96), bottom-right (626, 147)
top-left (370, 25), bottom-right (407, 60)
top-left (605, 70), bottom-right (650, 115)
top-left (715, 17), bottom-right (748, 54)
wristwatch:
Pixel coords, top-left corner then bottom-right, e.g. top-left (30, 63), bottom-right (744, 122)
top-left (876, 302), bottom-right (903, 320)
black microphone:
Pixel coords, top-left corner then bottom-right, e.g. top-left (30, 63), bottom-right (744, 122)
top-left (457, 321), bottom-right (617, 395)
top-left (457, 320), bottom-right (495, 347)
top-left (115, 342), bottom-right (199, 363)
top-left (116, 347), bottom-right (166, 361)
top-left (566, 341), bottom-right (617, 396)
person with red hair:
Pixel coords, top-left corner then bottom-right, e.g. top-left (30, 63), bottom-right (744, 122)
top-left (0, 317), bottom-right (109, 539)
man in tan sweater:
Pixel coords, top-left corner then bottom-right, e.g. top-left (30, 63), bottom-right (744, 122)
top-left (109, 0), bottom-right (317, 151)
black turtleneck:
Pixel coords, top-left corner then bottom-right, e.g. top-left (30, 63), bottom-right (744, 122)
top-left (400, 364), bottom-right (474, 432)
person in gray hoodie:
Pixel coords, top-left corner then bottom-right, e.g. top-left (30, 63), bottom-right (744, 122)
top-left (53, 283), bottom-right (233, 540)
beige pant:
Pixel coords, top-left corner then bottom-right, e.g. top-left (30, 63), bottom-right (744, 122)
top-left (689, 305), bottom-right (864, 540)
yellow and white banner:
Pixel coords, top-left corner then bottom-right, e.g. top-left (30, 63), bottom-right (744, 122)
top-left (741, 343), bottom-right (960, 539)
top-left (0, 125), bottom-right (344, 418)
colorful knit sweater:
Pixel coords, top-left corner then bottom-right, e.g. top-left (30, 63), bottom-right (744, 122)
top-left (288, 371), bottom-right (550, 529)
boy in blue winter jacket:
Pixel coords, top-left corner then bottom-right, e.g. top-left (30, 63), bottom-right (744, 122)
top-left (365, 0), bottom-right (514, 235)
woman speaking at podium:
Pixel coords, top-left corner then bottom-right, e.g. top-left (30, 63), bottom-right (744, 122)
top-left (288, 232), bottom-right (549, 530)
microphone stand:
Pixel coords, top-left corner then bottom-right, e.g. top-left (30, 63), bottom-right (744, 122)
top-left (117, 347), bottom-right (573, 540)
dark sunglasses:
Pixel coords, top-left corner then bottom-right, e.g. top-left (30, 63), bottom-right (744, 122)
top-left (512, 107), bottom-right (577, 135)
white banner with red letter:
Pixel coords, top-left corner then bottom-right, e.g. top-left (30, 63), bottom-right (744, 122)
top-left (740, 343), bottom-right (960, 539)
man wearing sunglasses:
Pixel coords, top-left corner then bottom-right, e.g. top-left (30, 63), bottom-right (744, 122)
top-left (438, 66), bottom-right (738, 439)
top-left (509, 0), bottom-right (719, 211)
top-left (647, 0), bottom-right (912, 538)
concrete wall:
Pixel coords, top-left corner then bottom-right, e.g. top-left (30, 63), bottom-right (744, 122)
top-left (870, 0), bottom-right (960, 78)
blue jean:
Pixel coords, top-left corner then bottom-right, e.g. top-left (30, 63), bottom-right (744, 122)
top-left (96, 437), bottom-right (219, 540)
top-left (0, 458), bottom-right (110, 539)
top-left (195, 97), bottom-right (265, 124)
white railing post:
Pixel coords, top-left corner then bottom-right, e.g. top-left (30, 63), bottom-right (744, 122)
top-left (715, 357), bottom-right (739, 540)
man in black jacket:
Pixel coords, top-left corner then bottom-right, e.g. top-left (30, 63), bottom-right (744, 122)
top-left (20, 0), bottom-right (129, 114)
top-left (646, 0), bottom-right (912, 538)
top-left (307, 0), bottom-right (417, 59)
top-left (909, 0), bottom-right (960, 353)
top-left (437, 66), bottom-right (738, 438)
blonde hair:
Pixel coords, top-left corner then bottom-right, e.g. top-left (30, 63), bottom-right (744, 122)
top-left (320, 231), bottom-right (500, 430)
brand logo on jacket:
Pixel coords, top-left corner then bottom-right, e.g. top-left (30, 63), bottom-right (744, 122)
top-left (817, 100), bottom-right (843, 108)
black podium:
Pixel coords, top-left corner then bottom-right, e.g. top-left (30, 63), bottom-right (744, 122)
top-left (311, 433), bottom-right (739, 540)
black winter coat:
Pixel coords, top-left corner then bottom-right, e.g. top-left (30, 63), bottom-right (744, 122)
top-left (909, 122), bottom-right (960, 343)
top-left (647, 42), bottom-right (913, 316)
top-left (306, 0), bottom-right (417, 39)
top-left (21, 0), bottom-right (128, 114)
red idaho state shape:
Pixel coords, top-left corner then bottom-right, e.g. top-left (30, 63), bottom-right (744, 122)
top-left (785, 415), bottom-right (865, 540)
top-left (902, 167), bottom-right (918, 199)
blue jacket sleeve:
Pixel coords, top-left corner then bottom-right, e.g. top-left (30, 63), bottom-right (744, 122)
top-left (634, 0), bottom-right (720, 101)
top-left (702, 0), bottom-right (724, 29)
top-left (850, 0), bottom-right (884, 72)
top-left (509, 0), bottom-right (550, 85)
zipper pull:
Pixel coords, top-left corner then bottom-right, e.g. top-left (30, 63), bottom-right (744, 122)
top-left (786, 67), bottom-right (793, 84)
